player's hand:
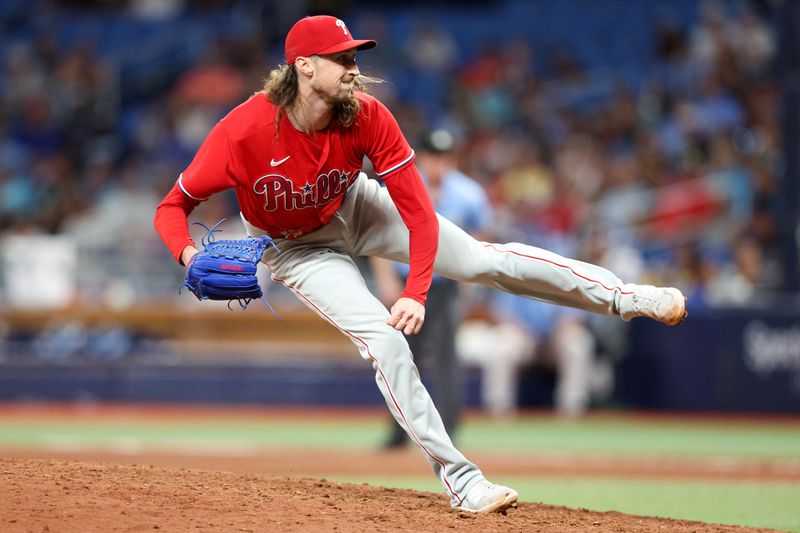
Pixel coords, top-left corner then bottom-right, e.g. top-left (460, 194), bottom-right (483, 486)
top-left (387, 297), bottom-right (425, 335)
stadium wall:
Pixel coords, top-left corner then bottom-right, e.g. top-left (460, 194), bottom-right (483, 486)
top-left (1, 308), bottom-right (799, 413)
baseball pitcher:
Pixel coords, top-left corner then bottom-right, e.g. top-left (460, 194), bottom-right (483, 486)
top-left (154, 15), bottom-right (687, 514)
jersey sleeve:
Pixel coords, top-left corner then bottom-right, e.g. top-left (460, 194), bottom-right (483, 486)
top-left (154, 121), bottom-right (239, 264)
top-left (178, 121), bottom-right (240, 199)
top-left (382, 164), bottom-right (438, 305)
top-left (154, 182), bottom-right (201, 263)
top-left (362, 96), bottom-right (415, 178)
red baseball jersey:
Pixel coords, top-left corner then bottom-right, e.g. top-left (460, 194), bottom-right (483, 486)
top-left (155, 91), bottom-right (438, 303)
top-left (179, 92), bottom-right (413, 238)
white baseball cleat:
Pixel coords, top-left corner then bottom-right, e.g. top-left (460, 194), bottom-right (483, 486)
top-left (454, 479), bottom-right (519, 514)
top-left (617, 284), bottom-right (687, 325)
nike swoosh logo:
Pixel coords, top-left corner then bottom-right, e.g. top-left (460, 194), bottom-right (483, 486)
top-left (270, 155), bottom-right (290, 167)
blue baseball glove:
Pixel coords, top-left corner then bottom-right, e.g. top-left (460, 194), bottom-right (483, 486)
top-left (183, 220), bottom-right (275, 308)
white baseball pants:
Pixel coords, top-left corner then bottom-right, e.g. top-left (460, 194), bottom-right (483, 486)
top-left (245, 173), bottom-right (625, 504)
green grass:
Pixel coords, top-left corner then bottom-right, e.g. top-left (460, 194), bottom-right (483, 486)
top-left (2, 411), bottom-right (799, 530)
top-left (456, 415), bottom-right (800, 458)
top-left (2, 414), bottom-right (799, 459)
top-left (0, 419), bottom-right (385, 449)
top-left (326, 475), bottom-right (800, 532)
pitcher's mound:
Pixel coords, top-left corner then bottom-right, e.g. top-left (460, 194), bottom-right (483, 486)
top-left (0, 458), bottom-right (770, 532)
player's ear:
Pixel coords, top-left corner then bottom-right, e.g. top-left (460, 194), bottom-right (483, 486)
top-left (294, 56), bottom-right (315, 78)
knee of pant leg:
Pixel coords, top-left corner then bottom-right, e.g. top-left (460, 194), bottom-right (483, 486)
top-left (467, 261), bottom-right (503, 285)
top-left (356, 325), bottom-right (414, 364)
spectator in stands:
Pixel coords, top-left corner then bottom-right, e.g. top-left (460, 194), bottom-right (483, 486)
top-left (1, 44), bottom-right (47, 114)
top-left (689, 0), bottom-right (730, 70)
top-left (404, 21), bottom-right (458, 73)
top-left (0, 0), bottom-right (785, 310)
top-left (728, 2), bottom-right (776, 78)
top-left (669, 240), bottom-right (714, 310)
top-left (707, 234), bottom-right (766, 307)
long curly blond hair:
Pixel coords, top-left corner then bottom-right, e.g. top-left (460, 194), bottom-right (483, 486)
top-left (258, 61), bottom-right (380, 130)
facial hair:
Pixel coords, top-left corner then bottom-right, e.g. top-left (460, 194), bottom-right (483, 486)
top-left (312, 75), bottom-right (356, 105)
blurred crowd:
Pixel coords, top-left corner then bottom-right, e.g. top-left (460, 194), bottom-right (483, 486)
top-left (378, 0), bottom-right (783, 312)
top-left (0, 0), bottom-right (787, 311)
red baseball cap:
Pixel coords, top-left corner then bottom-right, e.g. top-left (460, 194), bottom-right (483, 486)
top-left (285, 15), bottom-right (377, 65)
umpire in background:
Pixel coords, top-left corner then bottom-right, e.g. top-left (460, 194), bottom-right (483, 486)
top-left (372, 128), bottom-right (493, 448)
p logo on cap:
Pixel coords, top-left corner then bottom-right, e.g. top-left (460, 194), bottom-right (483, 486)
top-left (285, 15), bottom-right (377, 65)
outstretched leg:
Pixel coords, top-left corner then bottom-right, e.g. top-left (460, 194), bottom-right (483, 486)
top-left (345, 175), bottom-right (686, 325)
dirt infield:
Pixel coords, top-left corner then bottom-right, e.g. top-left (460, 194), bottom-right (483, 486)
top-left (0, 457), bottom-right (779, 533)
top-left (1, 406), bottom-right (795, 531)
